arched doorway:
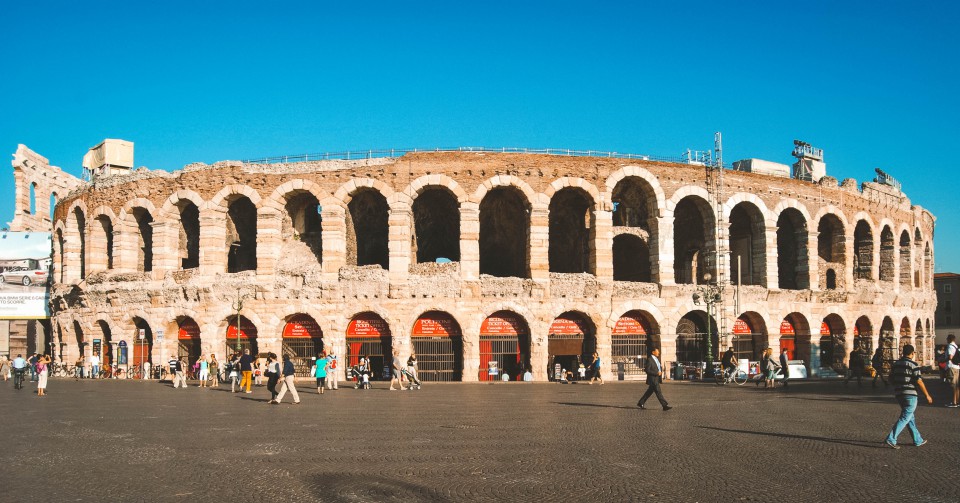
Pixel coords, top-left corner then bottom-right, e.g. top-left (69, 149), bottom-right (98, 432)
top-left (612, 311), bottom-right (660, 378)
top-left (132, 318), bottom-right (153, 370)
top-left (819, 314), bottom-right (846, 372)
top-left (854, 316), bottom-right (873, 354)
top-left (177, 317), bottom-right (201, 366)
top-left (675, 311), bottom-right (718, 364)
top-left (411, 311), bottom-right (463, 381)
top-left (780, 313), bottom-right (811, 370)
top-left (96, 320), bottom-right (114, 367)
top-left (479, 311), bottom-right (531, 381)
top-left (346, 313), bottom-right (391, 381)
top-left (282, 314), bottom-right (323, 376)
top-left (225, 316), bottom-right (258, 357)
top-left (732, 314), bottom-right (765, 362)
top-left (547, 312), bottom-right (596, 381)
top-left (479, 187), bottom-right (530, 278)
top-left (899, 317), bottom-right (912, 356)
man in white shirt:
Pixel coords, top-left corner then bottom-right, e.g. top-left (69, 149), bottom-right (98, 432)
top-left (89, 353), bottom-right (101, 379)
top-left (946, 334), bottom-right (959, 408)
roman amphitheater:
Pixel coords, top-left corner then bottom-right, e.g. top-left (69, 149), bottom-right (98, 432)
top-left (10, 142), bottom-right (937, 381)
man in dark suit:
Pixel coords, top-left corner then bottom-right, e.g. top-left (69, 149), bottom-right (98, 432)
top-left (637, 348), bottom-right (671, 411)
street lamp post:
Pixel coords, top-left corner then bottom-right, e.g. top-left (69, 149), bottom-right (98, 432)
top-left (692, 273), bottom-right (723, 377)
top-left (232, 287), bottom-right (251, 353)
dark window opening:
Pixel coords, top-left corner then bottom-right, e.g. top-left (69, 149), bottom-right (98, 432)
top-left (853, 220), bottom-right (873, 281)
top-left (412, 188), bottom-right (460, 263)
top-left (283, 191), bottom-right (323, 265)
top-left (673, 197), bottom-right (713, 284)
top-left (346, 189), bottom-right (389, 269)
top-left (548, 188), bottom-right (594, 274)
top-left (179, 202), bottom-right (200, 270)
top-left (479, 187), bottom-right (530, 278)
top-left (133, 208), bottom-right (154, 273)
top-left (612, 234), bottom-right (650, 282)
top-left (879, 226), bottom-right (895, 282)
top-left (826, 269), bottom-right (837, 290)
top-left (226, 197), bottom-right (257, 273)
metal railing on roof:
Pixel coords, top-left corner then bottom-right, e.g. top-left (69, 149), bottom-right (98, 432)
top-left (241, 146), bottom-right (731, 167)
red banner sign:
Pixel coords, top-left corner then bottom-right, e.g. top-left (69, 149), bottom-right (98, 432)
top-left (412, 314), bottom-right (460, 337)
top-left (549, 316), bottom-right (587, 336)
top-left (733, 318), bottom-right (752, 335)
top-left (613, 314), bottom-right (648, 335)
top-left (480, 312), bottom-right (529, 336)
top-left (347, 313), bottom-right (391, 338)
top-left (779, 320), bottom-right (795, 335)
top-left (820, 321), bottom-right (831, 336)
top-left (283, 316), bottom-right (322, 339)
top-left (226, 318), bottom-right (258, 340)
top-left (178, 319), bottom-right (201, 340)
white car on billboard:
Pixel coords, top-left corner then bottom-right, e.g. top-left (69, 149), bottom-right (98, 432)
top-left (1, 267), bottom-right (49, 286)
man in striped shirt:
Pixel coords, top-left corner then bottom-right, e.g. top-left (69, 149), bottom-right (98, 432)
top-left (884, 344), bottom-right (932, 449)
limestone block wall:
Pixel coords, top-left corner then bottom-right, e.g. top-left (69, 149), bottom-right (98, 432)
top-left (39, 151), bottom-right (936, 380)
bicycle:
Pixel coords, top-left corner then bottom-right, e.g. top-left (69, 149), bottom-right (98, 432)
top-left (13, 368), bottom-right (26, 389)
top-left (715, 366), bottom-right (748, 385)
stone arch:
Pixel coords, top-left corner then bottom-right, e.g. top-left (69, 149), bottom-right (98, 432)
top-left (470, 175), bottom-right (541, 206)
top-left (675, 310), bottom-right (719, 363)
top-left (209, 184), bottom-right (263, 210)
top-left (119, 198), bottom-right (159, 273)
top-left (899, 229), bottom-right (912, 289)
top-left (853, 218), bottom-right (875, 281)
top-left (820, 313), bottom-right (847, 370)
top-left (548, 186), bottom-right (596, 274)
top-left (344, 187), bottom-right (389, 269)
top-left (479, 185), bottom-right (531, 278)
top-left (412, 185), bottom-right (461, 263)
top-left (264, 180), bottom-right (331, 212)
top-left (734, 310), bottom-right (769, 360)
top-left (816, 211), bottom-right (846, 290)
top-left (544, 177), bottom-right (602, 203)
top-left (727, 199), bottom-right (767, 286)
top-left (333, 177), bottom-right (397, 206)
top-left (879, 224), bottom-right (895, 282)
top-left (671, 193), bottom-right (715, 284)
top-left (776, 206), bottom-right (809, 290)
top-left (272, 184), bottom-right (325, 268)
top-left (605, 166), bottom-right (667, 213)
top-left (401, 174), bottom-right (469, 204)
top-left (854, 315), bottom-right (874, 353)
top-left (476, 307), bottom-right (534, 381)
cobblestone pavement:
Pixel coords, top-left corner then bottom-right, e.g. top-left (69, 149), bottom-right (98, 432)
top-left (1, 377), bottom-right (958, 502)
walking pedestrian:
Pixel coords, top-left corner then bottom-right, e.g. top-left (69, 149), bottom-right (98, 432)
top-left (871, 347), bottom-right (888, 387)
top-left (12, 354), bottom-right (27, 390)
top-left (197, 355), bottom-right (209, 387)
top-left (265, 353), bottom-right (281, 403)
top-left (228, 353), bottom-right (240, 392)
top-left (406, 351), bottom-right (420, 390)
top-left (313, 351), bottom-right (328, 394)
top-left (760, 348), bottom-right (780, 388)
top-left (0, 356), bottom-right (9, 381)
top-left (884, 344), bottom-right (932, 449)
top-left (389, 349), bottom-right (404, 391)
top-left (209, 354), bottom-right (220, 387)
top-left (238, 349), bottom-right (254, 394)
top-left (88, 352), bottom-right (100, 380)
top-left (636, 348), bottom-right (671, 411)
top-left (780, 347), bottom-right (791, 388)
top-left (844, 346), bottom-right (864, 386)
top-left (29, 353), bottom-right (38, 382)
top-left (75, 354), bottom-right (84, 379)
top-left (36, 354), bottom-right (50, 396)
top-left (325, 351), bottom-right (339, 390)
top-left (170, 356), bottom-right (188, 389)
top-left (274, 354), bottom-right (300, 405)
top-left (588, 352), bottom-right (604, 385)
top-left (254, 354), bottom-right (265, 387)
top-left (946, 334), bottom-right (959, 408)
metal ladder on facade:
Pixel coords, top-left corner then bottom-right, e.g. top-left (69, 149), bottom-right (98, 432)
top-left (705, 132), bottom-right (729, 345)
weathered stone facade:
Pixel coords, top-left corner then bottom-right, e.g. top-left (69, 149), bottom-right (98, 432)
top-left (33, 148), bottom-right (936, 380)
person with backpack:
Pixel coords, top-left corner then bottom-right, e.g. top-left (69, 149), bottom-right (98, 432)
top-left (871, 347), bottom-right (887, 388)
top-left (945, 334), bottom-right (959, 408)
top-left (325, 351), bottom-right (339, 390)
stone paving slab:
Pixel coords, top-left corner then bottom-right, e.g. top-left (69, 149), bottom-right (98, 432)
top-left (1, 378), bottom-right (958, 502)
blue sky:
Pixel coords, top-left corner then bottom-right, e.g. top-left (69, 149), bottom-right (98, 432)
top-left (2, 1), bottom-right (957, 271)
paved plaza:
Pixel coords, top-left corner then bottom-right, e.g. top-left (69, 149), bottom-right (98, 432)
top-left (1, 377), bottom-right (958, 502)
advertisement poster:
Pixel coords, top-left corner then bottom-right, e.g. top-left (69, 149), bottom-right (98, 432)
top-left (0, 232), bottom-right (52, 319)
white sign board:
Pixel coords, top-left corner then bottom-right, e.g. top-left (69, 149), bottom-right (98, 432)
top-left (0, 232), bottom-right (52, 319)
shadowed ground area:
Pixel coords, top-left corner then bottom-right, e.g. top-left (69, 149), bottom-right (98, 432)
top-left (1, 378), bottom-right (958, 502)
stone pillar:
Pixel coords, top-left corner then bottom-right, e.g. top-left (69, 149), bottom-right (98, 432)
top-left (151, 220), bottom-right (178, 274)
top-left (530, 333), bottom-right (548, 381)
top-left (594, 208), bottom-right (613, 283)
top-left (462, 329), bottom-right (479, 382)
top-left (844, 236), bottom-right (855, 290)
top-left (807, 231), bottom-right (820, 290)
top-left (596, 323), bottom-right (613, 381)
top-left (657, 215), bottom-right (675, 285)
top-left (199, 208), bottom-right (226, 274)
top-left (459, 202), bottom-right (480, 282)
top-left (320, 203), bottom-right (346, 277)
top-left (660, 335), bottom-right (677, 381)
top-left (256, 208), bottom-right (282, 279)
top-left (764, 225), bottom-right (779, 289)
top-left (529, 204), bottom-right (549, 281)
top-left (387, 202), bottom-right (412, 291)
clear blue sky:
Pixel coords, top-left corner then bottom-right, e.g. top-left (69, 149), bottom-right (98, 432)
top-left (2, 1), bottom-right (957, 271)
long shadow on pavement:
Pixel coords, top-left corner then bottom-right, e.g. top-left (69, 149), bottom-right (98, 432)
top-left (697, 425), bottom-right (886, 449)
top-left (553, 401), bottom-right (638, 410)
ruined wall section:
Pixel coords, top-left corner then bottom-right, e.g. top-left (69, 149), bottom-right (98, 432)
top-left (9, 145), bottom-right (83, 231)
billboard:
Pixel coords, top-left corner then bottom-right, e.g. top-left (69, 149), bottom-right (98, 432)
top-left (0, 232), bottom-right (52, 319)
